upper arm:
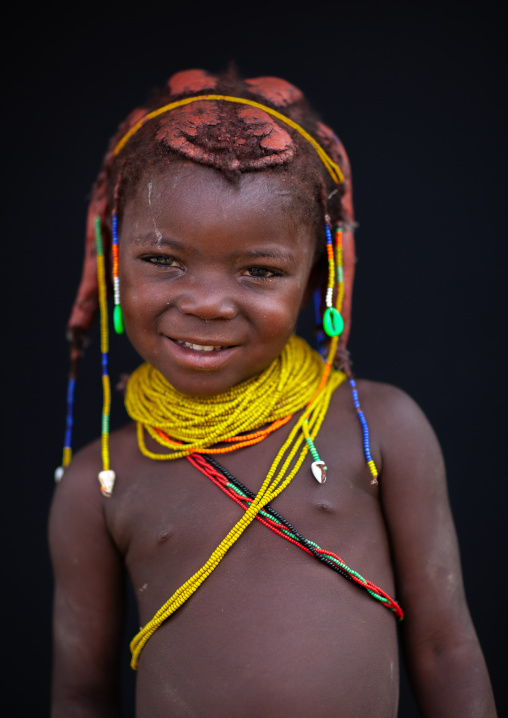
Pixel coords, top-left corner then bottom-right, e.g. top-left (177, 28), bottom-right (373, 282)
top-left (365, 383), bottom-right (498, 715)
top-left (369, 384), bottom-right (475, 647)
top-left (49, 442), bottom-right (125, 715)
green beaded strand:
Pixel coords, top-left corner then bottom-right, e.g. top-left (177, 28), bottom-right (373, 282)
top-left (303, 419), bottom-right (328, 483)
top-left (305, 437), bottom-right (320, 462)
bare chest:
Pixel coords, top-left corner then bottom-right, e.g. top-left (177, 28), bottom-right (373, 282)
top-left (104, 395), bottom-right (400, 717)
top-left (106, 392), bottom-right (393, 620)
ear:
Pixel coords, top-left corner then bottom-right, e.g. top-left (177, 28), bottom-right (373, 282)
top-left (300, 258), bottom-right (325, 310)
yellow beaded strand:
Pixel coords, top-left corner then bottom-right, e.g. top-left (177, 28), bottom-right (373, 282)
top-left (95, 217), bottom-right (116, 497)
top-left (113, 95), bottom-right (344, 185)
top-left (95, 218), bottom-right (111, 472)
top-left (129, 351), bottom-right (343, 669)
top-left (126, 336), bottom-right (326, 459)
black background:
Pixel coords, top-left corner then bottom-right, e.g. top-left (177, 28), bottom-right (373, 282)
top-left (3, 2), bottom-right (506, 716)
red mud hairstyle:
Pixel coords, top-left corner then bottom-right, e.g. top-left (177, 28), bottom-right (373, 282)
top-left (68, 67), bottom-right (355, 359)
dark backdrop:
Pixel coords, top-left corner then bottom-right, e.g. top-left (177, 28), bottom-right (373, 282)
top-left (3, 3), bottom-right (506, 716)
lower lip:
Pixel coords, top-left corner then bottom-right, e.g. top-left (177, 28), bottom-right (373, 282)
top-left (163, 337), bottom-right (239, 371)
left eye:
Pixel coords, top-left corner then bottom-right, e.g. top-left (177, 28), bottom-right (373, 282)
top-left (245, 267), bottom-right (280, 279)
top-left (147, 256), bottom-right (180, 266)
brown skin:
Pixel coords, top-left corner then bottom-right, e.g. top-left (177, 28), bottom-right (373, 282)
top-left (49, 164), bottom-right (496, 717)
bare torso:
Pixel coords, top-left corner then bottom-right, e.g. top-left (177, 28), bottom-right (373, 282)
top-left (105, 379), bottom-right (399, 718)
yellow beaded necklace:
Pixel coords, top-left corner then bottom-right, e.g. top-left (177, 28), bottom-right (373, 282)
top-left (125, 335), bottom-right (337, 459)
top-left (125, 334), bottom-right (345, 668)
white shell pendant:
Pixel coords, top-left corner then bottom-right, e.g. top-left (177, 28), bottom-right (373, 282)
top-left (98, 470), bottom-right (116, 497)
top-left (54, 466), bottom-right (65, 483)
top-left (311, 460), bottom-right (327, 484)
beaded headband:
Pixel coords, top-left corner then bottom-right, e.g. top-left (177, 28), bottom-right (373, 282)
top-left (113, 94), bottom-right (345, 184)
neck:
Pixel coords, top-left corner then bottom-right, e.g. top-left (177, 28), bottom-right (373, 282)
top-left (124, 335), bottom-right (344, 460)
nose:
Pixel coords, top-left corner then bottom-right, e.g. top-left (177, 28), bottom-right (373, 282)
top-left (175, 275), bottom-right (237, 321)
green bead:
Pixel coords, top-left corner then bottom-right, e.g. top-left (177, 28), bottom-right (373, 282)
top-left (113, 304), bottom-right (125, 334)
top-left (323, 307), bottom-right (344, 337)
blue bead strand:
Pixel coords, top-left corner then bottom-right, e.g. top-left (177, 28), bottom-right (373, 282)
top-left (112, 213), bottom-right (118, 242)
top-left (102, 352), bottom-right (109, 377)
top-left (313, 289), bottom-right (327, 357)
top-left (55, 374), bottom-right (76, 480)
top-left (349, 378), bottom-right (379, 483)
top-left (64, 376), bottom-right (76, 451)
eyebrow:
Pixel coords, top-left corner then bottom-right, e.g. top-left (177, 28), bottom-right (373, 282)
top-left (135, 235), bottom-right (296, 264)
top-left (135, 235), bottom-right (185, 250)
top-left (244, 249), bottom-right (296, 263)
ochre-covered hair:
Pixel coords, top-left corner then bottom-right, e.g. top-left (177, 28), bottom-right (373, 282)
top-left (68, 67), bottom-right (355, 358)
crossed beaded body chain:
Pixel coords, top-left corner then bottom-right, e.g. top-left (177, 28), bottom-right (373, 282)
top-left (188, 453), bottom-right (403, 617)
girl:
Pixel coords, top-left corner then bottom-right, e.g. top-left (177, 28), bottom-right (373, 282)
top-left (49, 68), bottom-right (496, 717)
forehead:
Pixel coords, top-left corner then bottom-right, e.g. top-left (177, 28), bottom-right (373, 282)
top-left (122, 161), bottom-right (316, 241)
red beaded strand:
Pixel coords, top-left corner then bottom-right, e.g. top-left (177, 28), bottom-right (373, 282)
top-left (187, 453), bottom-right (403, 620)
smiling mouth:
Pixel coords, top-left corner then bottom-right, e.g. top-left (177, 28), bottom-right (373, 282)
top-left (173, 339), bottom-right (233, 352)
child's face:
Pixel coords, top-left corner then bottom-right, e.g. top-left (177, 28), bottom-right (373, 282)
top-left (119, 162), bottom-right (317, 395)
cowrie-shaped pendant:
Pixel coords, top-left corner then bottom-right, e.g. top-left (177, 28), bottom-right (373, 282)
top-left (311, 461), bottom-right (327, 484)
top-left (54, 466), bottom-right (65, 483)
top-left (98, 469), bottom-right (116, 497)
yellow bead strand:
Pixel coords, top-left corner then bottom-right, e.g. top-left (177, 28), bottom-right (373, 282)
top-left (95, 218), bottom-right (111, 474)
top-left (114, 95), bottom-right (344, 185)
top-left (126, 336), bottom-right (328, 459)
top-left (129, 358), bottom-right (342, 668)
top-left (126, 336), bottom-right (344, 668)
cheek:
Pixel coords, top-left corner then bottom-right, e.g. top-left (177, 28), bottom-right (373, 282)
top-left (120, 260), bottom-right (158, 313)
top-left (119, 275), bottom-right (159, 348)
top-left (254, 287), bottom-right (304, 340)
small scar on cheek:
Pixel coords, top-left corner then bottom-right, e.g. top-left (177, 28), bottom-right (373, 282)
top-left (138, 583), bottom-right (148, 593)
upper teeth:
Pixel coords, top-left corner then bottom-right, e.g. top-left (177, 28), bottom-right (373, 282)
top-left (180, 341), bottom-right (224, 352)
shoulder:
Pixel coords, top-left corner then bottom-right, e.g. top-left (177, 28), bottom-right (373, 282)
top-left (331, 376), bottom-right (445, 490)
top-left (350, 378), bottom-right (441, 458)
top-left (348, 380), bottom-right (448, 532)
top-left (51, 437), bottom-right (102, 514)
top-left (350, 377), bottom-right (428, 420)
top-left (49, 423), bottom-right (138, 538)
top-left (55, 421), bottom-right (138, 484)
